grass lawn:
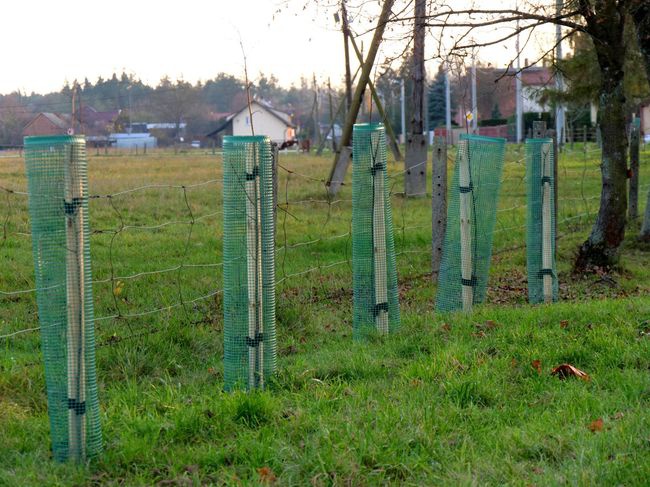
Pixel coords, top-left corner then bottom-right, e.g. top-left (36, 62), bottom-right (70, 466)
top-left (1, 144), bottom-right (649, 485)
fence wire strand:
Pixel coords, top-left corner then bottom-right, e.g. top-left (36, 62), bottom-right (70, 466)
top-left (1, 143), bottom-right (648, 349)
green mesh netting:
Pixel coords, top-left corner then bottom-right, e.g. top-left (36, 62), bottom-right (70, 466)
top-left (222, 135), bottom-right (276, 390)
top-left (436, 134), bottom-right (506, 313)
top-left (526, 138), bottom-right (558, 303)
top-left (352, 123), bottom-right (400, 339)
top-left (24, 135), bottom-right (102, 462)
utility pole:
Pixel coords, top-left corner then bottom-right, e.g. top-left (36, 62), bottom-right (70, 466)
top-left (313, 74), bottom-right (322, 148)
top-left (71, 82), bottom-right (77, 134)
top-left (400, 78), bottom-right (406, 144)
top-left (404, 0), bottom-right (428, 196)
top-left (555, 0), bottom-right (565, 147)
top-left (471, 56), bottom-right (478, 133)
top-left (327, 0), bottom-right (396, 195)
top-left (127, 84), bottom-right (133, 134)
top-left (445, 63), bottom-right (452, 145)
top-left (515, 12), bottom-right (523, 143)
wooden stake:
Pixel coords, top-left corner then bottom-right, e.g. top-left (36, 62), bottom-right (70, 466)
top-left (541, 142), bottom-right (553, 303)
top-left (245, 145), bottom-right (259, 389)
top-left (458, 140), bottom-right (473, 312)
top-left (64, 143), bottom-right (86, 460)
top-left (371, 137), bottom-right (389, 334)
top-left (254, 145), bottom-right (264, 389)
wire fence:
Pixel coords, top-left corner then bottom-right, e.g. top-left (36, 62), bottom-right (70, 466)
top-left (1, 142), bottom-right (648, 358)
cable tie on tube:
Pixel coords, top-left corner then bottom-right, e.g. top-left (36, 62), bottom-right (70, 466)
top-left (67, 398), bottom-right (86, 415)
top-left (541, 176), bottom-right (552, 185)
top-left (246, 332), bottom-right (264, 348)
top-left (373, 302), bottom-right (389, 316)
top-left (459, 183), bottom-right (473, 193)
top-left (461, 276), bottom-right (477, 287)
top-left (246, 166), bottom-right (259, 181)
top-left (64, 198), bottom-right (83, 215)
top-left (538, 268), bottom-right (554, 278)
top-left (371, 162), bottom-right (385, 176)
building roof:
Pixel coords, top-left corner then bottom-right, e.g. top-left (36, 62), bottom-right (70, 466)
top-left (41, 112), bottom-right (70, 129)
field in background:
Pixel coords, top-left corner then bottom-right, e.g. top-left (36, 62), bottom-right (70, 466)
top-left (1, 145), bottom-right (650, 484)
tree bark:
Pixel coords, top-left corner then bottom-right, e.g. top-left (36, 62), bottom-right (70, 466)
top-left (575, 1), bottom-right (628, 270)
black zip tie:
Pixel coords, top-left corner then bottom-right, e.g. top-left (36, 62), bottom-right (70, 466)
top-left (246, 166), bottom-right (259, 181)
top-left (541, 176), bottom-right (552, 185)
top-left (373, 302), bottom-right (389, 316)
top-left (246, 332), bottom-right (264, 348)
top-left (67, 398), bottom-right (86, 415)
top-left (538, 268), bottom-right (554, 278)
top-left (459, 183), bottom-right (473, 193)
top-left (371, 162), bottom-right (385, 176)
top-left (64, 198), bottom-right (83, 215)
top-left (461, 276), bottom-right (478, 287)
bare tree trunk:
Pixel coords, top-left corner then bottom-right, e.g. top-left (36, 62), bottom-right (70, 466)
top-left (575, 8), bottom-right (628, 270)
top-left (327, 0), bottom-right (396, 195)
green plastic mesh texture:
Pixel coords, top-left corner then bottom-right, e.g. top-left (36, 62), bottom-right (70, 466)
top-left (352, 123), bottom-right (400, 339)
top-left (436, 134), bottom-right (506, 313)
top-left (222, 135), bottom-right (276, 390)
top-left (24, 135), bottom-right (102, 462)
top-left (526, 138), bottom-right (558, 303)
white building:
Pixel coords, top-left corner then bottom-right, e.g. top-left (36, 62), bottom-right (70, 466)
top-left (207, 101), bottom-right (295, 144)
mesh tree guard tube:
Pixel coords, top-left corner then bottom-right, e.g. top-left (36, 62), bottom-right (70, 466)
top-left (222, 136), bottom-right (276, 391)
top-left (526, 138), bottom-right (558, 303)
top-left (352, 123), bottom-right (400, 339)
top-left (24, 135), bottom-right (102, 462)
top-left (436, 134), bottom-right (506, 313)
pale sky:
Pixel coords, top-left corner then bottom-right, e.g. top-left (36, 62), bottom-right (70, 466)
top-left (1, 0), bottom-right (559, 95)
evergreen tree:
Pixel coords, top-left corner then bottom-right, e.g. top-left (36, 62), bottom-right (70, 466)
top-left (427, 67), bottom-right (446, 129)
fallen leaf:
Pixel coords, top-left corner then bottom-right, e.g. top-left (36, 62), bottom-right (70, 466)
top-left (485, 319), bottom-right (499, 330)
top-left (531, 359), bottom-right (542, 375)
top-left (511, 358), bottom-right (518, 368)
top-left (257, 466), bottom-right (277, 484)
top-left (588, 418), bottom-right (604, 432)
top-left (560, 320), bottom-right (569, 329)
top-left (440, 323), bottom-right (451, 332)
top-left (551, 363), bottom-right (590, 381)
top-left (613, 412), bottom-right (625, 420)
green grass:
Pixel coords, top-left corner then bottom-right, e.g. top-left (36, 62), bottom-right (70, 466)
top-left (1, 145), bottom-right (650, 485)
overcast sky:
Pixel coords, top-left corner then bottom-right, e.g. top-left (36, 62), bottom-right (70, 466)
top-left (1, 0), bottom-right (559, 95)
